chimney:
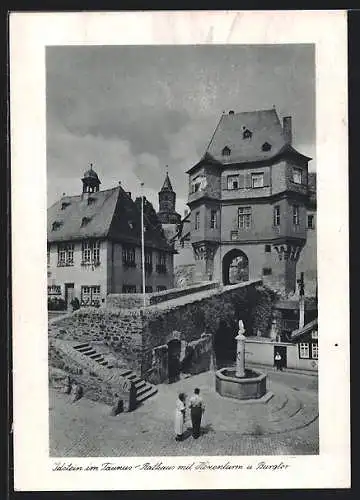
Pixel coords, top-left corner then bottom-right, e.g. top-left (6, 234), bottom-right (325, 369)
top-left (283, 116), bottom-right (292, 144)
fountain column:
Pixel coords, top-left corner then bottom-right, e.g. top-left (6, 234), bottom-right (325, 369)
top-left (235, 320), bottom-right (246, 378)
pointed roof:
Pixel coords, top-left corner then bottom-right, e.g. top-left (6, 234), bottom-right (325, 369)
top-left (160, 172), bottom-right (173, 192)
top-left (204, 109), bottom-right (311, 165)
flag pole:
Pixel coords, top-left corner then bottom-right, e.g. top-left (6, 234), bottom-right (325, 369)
top-left (140, 182), bottom-right (146, 308)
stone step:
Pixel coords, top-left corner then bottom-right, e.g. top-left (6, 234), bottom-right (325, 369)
top-left (89, 353), bottom-right (103, 360)
top-left (118, 368), bottom-right (133, 377)
top-left (76, 347), bottom-right (94, 354)
top-left (98, 360), bottom-right (108, 366)
top-left (136, 384), bottom-right (156, 398)
top-left (74, 343), bottom-right (90, 350)
top-left (83, 349), bottom-right (97, 356)
top-left (134, 380), bottom-right (146, 390)
top-left (136, 386), bottom-right (158, 404)
top-left (107, 365), bottom-right (114, 369)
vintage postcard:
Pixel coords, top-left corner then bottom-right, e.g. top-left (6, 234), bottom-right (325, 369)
top-left (10, 10), bottom-right (350, 490)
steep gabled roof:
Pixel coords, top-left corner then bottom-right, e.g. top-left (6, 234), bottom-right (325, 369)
top-left (204, 109), bottom-right (311, 164)
top-left (160, 172), bottom-right (173, 192)
top-left (48, 186), bottom-right (173, 251)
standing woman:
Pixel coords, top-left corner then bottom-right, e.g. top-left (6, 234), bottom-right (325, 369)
top-left (174, 393), bottom-right (186, 441)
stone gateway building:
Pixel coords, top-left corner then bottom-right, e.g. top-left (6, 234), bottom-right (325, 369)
top-left (186, 108), bottom-right (315, 294)
top-left (47, 165), bottom-right (175, 308)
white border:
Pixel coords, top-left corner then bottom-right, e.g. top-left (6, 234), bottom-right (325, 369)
top-left (10, 10), bottom-right (350, 490)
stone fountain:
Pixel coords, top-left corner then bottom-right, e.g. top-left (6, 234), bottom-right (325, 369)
top-left (215, 320), bottom-right (272, 401)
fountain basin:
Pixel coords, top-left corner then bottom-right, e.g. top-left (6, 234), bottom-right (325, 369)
top-left (215, 368), bottom-right (267, 400)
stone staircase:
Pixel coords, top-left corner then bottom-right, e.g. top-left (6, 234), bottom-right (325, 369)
top-left (72, 342), bottom-right (158, 406)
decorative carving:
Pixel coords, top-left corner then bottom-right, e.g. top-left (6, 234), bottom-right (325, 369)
top-left (272, 243), bottom-right (303, 262)
top-left (192, 242), bottom-right (218, 262)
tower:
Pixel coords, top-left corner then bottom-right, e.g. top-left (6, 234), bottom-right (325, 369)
top-left (157, 170), bottom-right (181, 225)
top-left (81, 163), bottom-right (101, 193)
top-left (187, 109), bottom-right (312, 293)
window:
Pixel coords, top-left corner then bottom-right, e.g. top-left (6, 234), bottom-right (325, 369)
top-left (82, 240), bottom-right (100, 266)
top-left (299, 343), bottom-right (310, 359)
top-left (191, 177), bottom-right (201, 193)
top-left (262, 142), bottom-right (272, 152)
top-left (251, 173), bottom-right (264, 188)
top-left (145, 250), bottom-right (152, 273)
top-left (81, 216), bottom-right (92, 227)
top-left (81, 285), bottom-right (101, 306)
top-left (293, 205), bottom-right (300, 225)
top-left (265, 244), bottom-right (271, 253)
top-left (311, 329), bottom-right (318, 340)
top-left (242, 128), bottom-right (252, 139)
top-left (311, 343), bottom-right (318, 359)
top-left (238, 207), bottom-right (252, 230)
top-left (222, 146), bottom-right (231, 156)
top-left (227, 175), bottom-right (239, 190)
top-left (210, 210), bottom-right (217, 229)
top-left (122, 246), bottom-right (136, 267)
top-left (262, 267), bottom-right (272, 276)
top-left (157, 286), bottom-right (167, 292)
top-left (145, 286), bottom-right (153, 293)
top-left (293, 167), bottom-right (302, 184)
top-left (195, 212), bottom-right (200, 230)
top-left (122, 285), bottom-right (137, 294)
top-left (57, 243), bottom-right (74, 267)
top-left (48, 284), bottom-right (61, 295)
top-left (230, 230), bottom-right (239, 241)
top-left (307, 214), bottom-right (315, 229)
top-left (52, 220), bottom-right (63, 231)
top-left (156, 252), bottom-right (167, 273)
top-left (274, 206), bottom-right (281, 226)
top-left (87, 197), bottom-right (95, 205)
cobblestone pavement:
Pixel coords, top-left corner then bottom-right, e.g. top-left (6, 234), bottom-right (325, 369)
top-left (49, 370), bottom-right (318, 457)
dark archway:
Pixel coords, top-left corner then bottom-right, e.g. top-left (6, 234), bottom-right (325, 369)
top-left (167, 339), bottom-right (181, 383)
top-left (222, 249), bottom-right (249, 285)
top-left (213, 320), bottom-right (237, 369)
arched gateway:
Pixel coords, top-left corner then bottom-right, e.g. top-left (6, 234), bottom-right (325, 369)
top-left (222, 249), bottom-right (249, 285)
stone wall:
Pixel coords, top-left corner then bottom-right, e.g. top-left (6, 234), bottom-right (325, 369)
top-left (48, 279), bottom-right (273, 384)
top-left (106, 281), bottom-right (219, 309)
top-left (49, 339), bottom-right (135, 408)
top-left (49, 307), bottom-right (143, 372)
top-left (140, 281), bottom-right (263, 378)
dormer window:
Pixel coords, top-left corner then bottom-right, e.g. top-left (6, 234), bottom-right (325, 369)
top-left (262, 142), bottom-right (272, 152)
top-left (61, 202), bottom-right (70, 210)
top-left (81, 216), bottom-right (92, 227)
top-left (222, 146), bottom-right (231, 156)
top-left (52, 221), bottom-right (63, 231)
top-left (242, 127), bottom-right (252, 139)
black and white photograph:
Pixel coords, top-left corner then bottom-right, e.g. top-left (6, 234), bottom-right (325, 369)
top-left (10, 11), bottom-right (350, 490)
top-left (47, 43), bottom-right (319, 458)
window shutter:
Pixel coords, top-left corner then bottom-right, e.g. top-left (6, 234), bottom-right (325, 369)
top-left (245, 172), bottom-right (252, 188)
top-left (221, 176), bottom-right (227, 191)
top-left (238, 173), bottom-right (245, 189)
top-left (263, 170), bottom-right (270, 187)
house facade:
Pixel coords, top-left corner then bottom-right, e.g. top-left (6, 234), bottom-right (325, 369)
top-left (186, 108), bottom-right (315, 294)
top-left (47, 166), bottom-right (175, 308)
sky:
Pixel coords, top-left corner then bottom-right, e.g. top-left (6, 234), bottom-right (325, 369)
top-left (46, 44), bottom-right (315, 215)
